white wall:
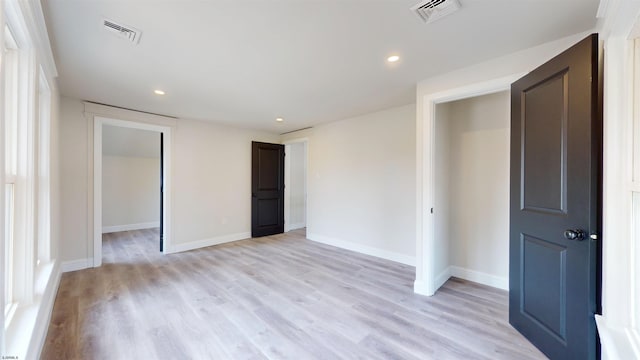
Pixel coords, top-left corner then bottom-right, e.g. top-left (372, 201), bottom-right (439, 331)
top-left (59, 97), bottom-right (279, 262)
top-left (288, 142), bottom-right (306, 229)
top-left (59, 97), bottom-right (89, 262)
top-left (102, 156), bottom-right (160, 231)
top-left (62, 99), bottom-right (415, 266)
top-left (433, 102), bottom-right (451, 284)
top-left (447, 91), bottom-right (510, 287)
top-left (172, 117), bottom-right (278, 245)
top-left (102, 125), bottom-right (160, 158)
top-left (282, 104), bottom-right (416, 265)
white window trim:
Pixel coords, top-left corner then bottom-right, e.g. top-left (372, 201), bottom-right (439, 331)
top-left (4, 180), bottom-right (14, 315)
top-left (0, 3), bottom-right (6, 352)
top-left (3, 302), bottom-right (16, 328)
top-left (629, 35), bottom-right (640, 355)
top-left (36, 67), bottom-right (50, 267)
top-left (9, 30), bottom-right (36, 309)
top-left (1, 0), bottom-right (58, 358)
top-left (3, 23), bottom-right (18, 317)
top-left (596, 1), bottom-right (640, 359)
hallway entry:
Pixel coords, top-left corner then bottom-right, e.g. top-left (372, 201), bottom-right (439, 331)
top-left (93, 116), bottom-right (173, 267)
top-left (284, 141), bottom-right (307, 232)
top-left (101, 125), bottom-right (163, 252)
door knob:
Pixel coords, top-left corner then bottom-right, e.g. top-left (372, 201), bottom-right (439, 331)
top-left (564, 229), bottom-right (586, 241)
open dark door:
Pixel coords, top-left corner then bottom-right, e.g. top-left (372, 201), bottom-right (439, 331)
top-left (509, 34), bottom-right (602, 359)
top-left (160, 132), bottom-right (164, 252)
top-left (251, 141), bottom-right (285, 237)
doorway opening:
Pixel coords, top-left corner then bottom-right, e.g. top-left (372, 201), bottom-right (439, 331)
top-left (100, 125), bottom-right (162, 260)
top-left (93, 117), bottom-right (172, 267)
top-left (415, 74), bottom-right (521, 297)
top-left (284, 139), bottom-right (308, 233)
top-left (432, 91), bottom-right (510, 291)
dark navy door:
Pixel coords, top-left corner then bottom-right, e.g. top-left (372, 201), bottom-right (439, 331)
top-left (251, 141), bottom-right (285, 237)
top-left (509, 34), bottom-right (602, 359)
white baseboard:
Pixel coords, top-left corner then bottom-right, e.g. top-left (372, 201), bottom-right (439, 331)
top-left (287, 223), bottom-right (306, 231)
top-left (435, 266), bottom-right (452, 291)
top-left (414, 279), bottom-right (435, 296)
top-left (61, 258), bottom-right (93, 273)
top-left (167, 232), bottom-right (251, 254)
top-left (306, 232), bottom-right (416, 266)
top-left (414, 267), bottom-right (453, 297)
top-left (450, 266), bottom-right (508, 290)
top-left (102, 221), bottom-right (159, 234)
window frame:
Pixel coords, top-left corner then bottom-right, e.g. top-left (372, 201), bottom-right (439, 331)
top-left (0, 5), bottom-right (5, 349)
top-left (1, 1), bottom-right (59, 355)
top-left (3, 0), bottom-right (37, 320)
top-left (631, 37), bottom-right (640, 347)
top-left (3, 24), bottom-right (18, 318)
top-left (36, 68), bottom-right (50, 267)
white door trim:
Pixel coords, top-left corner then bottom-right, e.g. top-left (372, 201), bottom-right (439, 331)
top-left (595, 1), bottom-right (640, 357)
top-left (284, 143), bottom-right (292, 232)
top-left (415, 74), bottom-right (523, 296)
top-left (92, 116), bottom-right (173, 267)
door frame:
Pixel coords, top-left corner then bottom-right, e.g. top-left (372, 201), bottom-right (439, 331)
top-left (595, 1), bottom-right (640, 357)
top-left (414, 73), bottom-right (523, 296)
top-left (93, 116), bottom-right (173, 267)
top-left (251, 141), bottom-right (285, 237)
top-left (283, 137), bottom-right (308, 232)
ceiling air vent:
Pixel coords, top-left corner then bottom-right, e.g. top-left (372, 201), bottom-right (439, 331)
top-left (411, 0), bottom-right (461, 24)
top-left (103, 19), bottom-right (142, 44)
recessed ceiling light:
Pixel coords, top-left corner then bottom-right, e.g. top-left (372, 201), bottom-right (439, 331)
top-left (387, 55), bottom-right (400, 63)
top-left (276, 117), bottom-right (284, 122)
top-left (154, 89), bottom-right (165, 95)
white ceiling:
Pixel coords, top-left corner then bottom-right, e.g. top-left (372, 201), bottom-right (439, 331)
top-left (43, 0), bottom-right (600, 133)
top-left (103, 125), bottom-right (160, 158)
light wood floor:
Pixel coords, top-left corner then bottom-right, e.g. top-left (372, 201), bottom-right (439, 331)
top-left (42, 228), bottom-right (546, 359)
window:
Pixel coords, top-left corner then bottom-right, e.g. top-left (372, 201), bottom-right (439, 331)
top-left (1, 2), bottom-right (58, 353)
top-left (632, 37), bottom-right (640, 341)
top-left (3, 11), bottom-right (38, 318)
top-left (3, 24), bottom-right (18, 317)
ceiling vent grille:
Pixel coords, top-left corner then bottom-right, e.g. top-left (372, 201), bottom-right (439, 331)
top-left (103, 19), bottom-right (141, 44)
top-left (411, 0), bottom-right (461, 24)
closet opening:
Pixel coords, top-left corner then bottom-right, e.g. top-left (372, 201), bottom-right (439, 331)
top-left (432, 90), bottom-right (510, 291)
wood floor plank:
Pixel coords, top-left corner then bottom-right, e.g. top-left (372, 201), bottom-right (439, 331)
top-left (41, 228), bottom-right (547, 359)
